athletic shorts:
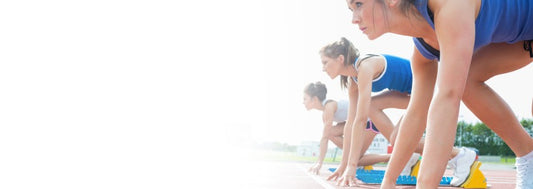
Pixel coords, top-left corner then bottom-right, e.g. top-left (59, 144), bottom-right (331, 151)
top-left (366, 120), bottom-right (379, 134)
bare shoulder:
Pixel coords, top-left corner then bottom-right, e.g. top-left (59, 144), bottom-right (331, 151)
top-left (323, 100), bottom-right (338, 113)
top-left (361, 54), bottom-right (385, 63)
top-left (358, 54), bottom-right (385, 76)
top-left (428, 0), bottom-right (479, 15)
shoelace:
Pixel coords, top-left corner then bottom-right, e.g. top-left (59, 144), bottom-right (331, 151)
top-left (516, 158), bottom-right (533, 187)
top-left (401, 156), bottom-right (417, 175)
top-left (448, 159), bottom-right (457, 169)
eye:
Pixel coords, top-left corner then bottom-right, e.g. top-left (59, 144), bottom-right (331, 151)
top-left (355, 2), bottom-right (362, 8)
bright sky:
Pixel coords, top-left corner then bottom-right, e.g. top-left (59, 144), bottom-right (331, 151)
top-left (211, 0), bottom-right (533, 147)
top-left (1, 0), bottom-right (531, 188)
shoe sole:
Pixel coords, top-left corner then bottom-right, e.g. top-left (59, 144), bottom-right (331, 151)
top-left (406, 154), bottom-right (421, 176)
top-left (451, 151), bottom-right (477, 186)
top-left (458, 160), bottom-right (482, 187)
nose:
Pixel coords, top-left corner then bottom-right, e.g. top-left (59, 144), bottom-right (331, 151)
top-left (352, 12), bottom-right (360, 25)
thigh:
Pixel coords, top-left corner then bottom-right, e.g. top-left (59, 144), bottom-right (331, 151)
top-left (370, 90), bottom-right (411, 110)
top-left (361, 130), bottom-right (378, 154)
top-left (470, 41), bottom-right (533, 82)
top-left (331, 122), bottom-right (346, 136)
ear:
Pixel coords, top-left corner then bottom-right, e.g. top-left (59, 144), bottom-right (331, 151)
top-left (337, 54), bottom-right (345, 64)
top-left (313, 96), bottom-right (320, 103)
top-left (387, 0), bottom-right (399, 7)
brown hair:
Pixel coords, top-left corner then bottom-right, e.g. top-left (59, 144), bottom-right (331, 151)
top-left (304, 81), bottom-right (327, 102)
top-left (377, 0), bottom-right (421, 20)
top-left (319, 37), bottom-right (360, 89)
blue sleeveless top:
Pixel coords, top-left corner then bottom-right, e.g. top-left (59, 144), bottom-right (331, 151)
top-left (413, 0), bottom-right (533, 60)
top-left (352, 54), bottom-right (413, 94)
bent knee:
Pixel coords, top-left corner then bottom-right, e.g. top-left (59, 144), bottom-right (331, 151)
top-left (462, 78), bottom-right (487, 101)
top-left (325, 132), bottom-right (338, 140)
top-left (389, 131), bottom-right (398, 146)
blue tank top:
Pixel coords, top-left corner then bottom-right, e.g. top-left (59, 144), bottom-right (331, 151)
top-left (413, 0), bottom-right (533, 60)
top-left (352, 54), bottom-right (413, 94)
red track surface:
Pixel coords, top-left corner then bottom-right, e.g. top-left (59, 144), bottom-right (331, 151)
top-left (241, 160), bottom-right (516, 189)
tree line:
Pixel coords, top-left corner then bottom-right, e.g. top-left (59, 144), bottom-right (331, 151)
top-left (455, 118), bottom-right (533, 156)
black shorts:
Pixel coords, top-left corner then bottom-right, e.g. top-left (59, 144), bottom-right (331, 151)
top-left (366, 120), bottom-right (380, 134)
top-left (524, 40), bottom-right (533, 57)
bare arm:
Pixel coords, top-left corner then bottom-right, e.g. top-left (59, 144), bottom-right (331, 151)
top-left (341, 81), bottom-right (359, 167)
top-left (346, 56), bottom-right (383, 170)
top-left (416, 1), bottom-right (477, 187)
top-left (427, 0), bottom-right (476, 148)
top-left (329, 80), bottom-right (358, 178)
top-left (334, 57), bottom-right (385, 186)
top-left (310, 101), bottom-right (338, 175)
top-left (382, 47), bottom-right (438, 185)
top-left (317, 102), bottom-right (337, 166)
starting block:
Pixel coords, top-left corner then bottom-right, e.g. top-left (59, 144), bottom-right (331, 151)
top-left (460, 161), bottom-right (487, 188)
top-left (328, 160), bottom-right (487, 188)
top-left (328, 165), bottom-right (373, 173)
top-left (329, 167), bottom-right (452, 185)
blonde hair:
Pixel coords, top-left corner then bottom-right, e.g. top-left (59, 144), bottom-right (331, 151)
top-left (378, 0), bottom-right (421, 19)
top-left (319, 37), bottom-right (360, 89)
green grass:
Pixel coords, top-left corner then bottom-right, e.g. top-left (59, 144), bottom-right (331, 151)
top-left (250, 149), bottom-right (517, 167)
top-left (250, 150), bottom-right (341, 163)
top-left (500, 156), bottom-right (516, 164)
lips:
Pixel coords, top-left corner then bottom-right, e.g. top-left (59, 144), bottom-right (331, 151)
top-left (359, 27), bottom-right (367, 33)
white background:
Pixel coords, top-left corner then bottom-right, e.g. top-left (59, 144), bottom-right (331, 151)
top-left (1, 0), bottom-right (531, 188)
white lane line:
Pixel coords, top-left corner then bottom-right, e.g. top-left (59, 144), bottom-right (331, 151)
top-left (301, 167), bottom-right (337, 189)
top-left (488, 181), bottom-right (517, 184)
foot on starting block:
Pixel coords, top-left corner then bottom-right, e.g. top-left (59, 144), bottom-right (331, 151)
top-left (328, 160), bottom-right (487, 188)
top-left (409, 159), bottom-right (487, 188)
top-left (460, 161), bottom-right (487, 188)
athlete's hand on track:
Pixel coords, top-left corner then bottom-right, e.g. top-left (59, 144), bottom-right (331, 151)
top-left (308, 163), bottom-right (322, 175)
top-left (326, 166), bottom-right (344, 181)
top-left (337, 166), bottom-right (359, 186)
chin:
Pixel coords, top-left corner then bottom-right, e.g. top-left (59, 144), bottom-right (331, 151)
top-left (367, 33), bottom-right (384, 40)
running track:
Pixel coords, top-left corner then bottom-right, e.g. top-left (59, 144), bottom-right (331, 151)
top-left (241, 160), bottom-right (516, 189)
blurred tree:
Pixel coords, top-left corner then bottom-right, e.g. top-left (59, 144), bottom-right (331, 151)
top-left (455, 118), bottom-right (532, 156)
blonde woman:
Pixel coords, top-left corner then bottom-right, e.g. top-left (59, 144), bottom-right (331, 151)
top-left (343, 0), bottom-right (533, 188)
top-left (320, 37), bottom-right (476, 187)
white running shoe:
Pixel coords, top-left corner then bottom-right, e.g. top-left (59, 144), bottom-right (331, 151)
top-left (400, 153), bottom-right (420, 176)
top-left (450, 147), bottom-right (477, 186)
top-left (516, 154), bottom-right (533, 189)
top-left (447, 157), bottom-right (457, 170)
